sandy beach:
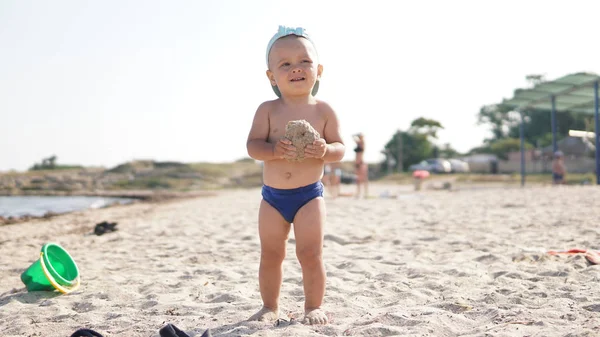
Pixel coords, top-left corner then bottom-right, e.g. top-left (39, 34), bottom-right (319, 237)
top-left (1, 183), bottom-right (599, 336)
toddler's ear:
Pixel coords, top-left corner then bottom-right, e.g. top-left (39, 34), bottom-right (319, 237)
top-left (265, 70), bottom-right (276, 86)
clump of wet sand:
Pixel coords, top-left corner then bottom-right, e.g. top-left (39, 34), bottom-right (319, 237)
top-left (284, 120), bottom-right (320, 162)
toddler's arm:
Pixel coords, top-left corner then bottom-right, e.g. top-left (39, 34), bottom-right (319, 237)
top-left (246, 103), bottom-right (277, 161)
top-left (246, 102), bottom-right (297, 161)
top-left (321, 103), bottom-right (345, 163)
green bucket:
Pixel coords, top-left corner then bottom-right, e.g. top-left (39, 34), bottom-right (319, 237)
top-left (20, 243), bottom-right (80, 294)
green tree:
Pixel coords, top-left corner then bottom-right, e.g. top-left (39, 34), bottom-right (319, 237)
top-left (476, 104), bottom-right (518, 143)
top-left (29, 155), bottom-right (82, 171)
top-left (476, 75), bottom-right (593, 149)
top-left (410, 117), bottom-right (444, 138)
top-left (48, 155), bottom-right (57, 168)
top-left (506, 109), bottom-right (589, 146)
top-left (439, 143), bottom-right (461, 158)
top-left (488, 138), bottom-right (534, 160)
top-left (525, 74), bottom-right (546, 86)
top-left (382, 117), bottom-right (445, 171)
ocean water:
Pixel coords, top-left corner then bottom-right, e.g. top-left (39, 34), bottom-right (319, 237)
top-left (0, 196), bottom-right (135, 218)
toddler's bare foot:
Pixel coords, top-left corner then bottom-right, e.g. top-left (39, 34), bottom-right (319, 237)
top-left (303, 308), bottom-right (328, 325)
top-left (248, 306), bottom-right (279, 322)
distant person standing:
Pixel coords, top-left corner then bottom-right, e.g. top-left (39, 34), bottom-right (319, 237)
top-left (552, 151), bottom-right (567, 185)
top-left (353, 133), bottom-right (369, 198)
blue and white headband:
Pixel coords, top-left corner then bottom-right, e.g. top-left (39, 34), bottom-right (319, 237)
top-left (265, 25), bottom-right (319, 97)
top-left (265, 26), bottom-right (318, 66)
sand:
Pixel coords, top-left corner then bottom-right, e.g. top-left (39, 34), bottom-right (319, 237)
top-left (1, 184), bottom-right (599, 336)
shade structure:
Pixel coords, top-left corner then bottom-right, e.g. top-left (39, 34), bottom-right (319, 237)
top-left (498, 72), bottom-right (599, 186)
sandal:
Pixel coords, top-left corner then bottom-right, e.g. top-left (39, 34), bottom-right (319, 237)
top-left (70, 328), bottom-right (104, 337)
top-left (159, 323), bottom-right (212, 337)
top-left (94, 221), bottom-right (118, 236)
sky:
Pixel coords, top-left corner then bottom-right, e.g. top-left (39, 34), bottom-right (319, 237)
top-left (1, 0), bottom-right (599, 172)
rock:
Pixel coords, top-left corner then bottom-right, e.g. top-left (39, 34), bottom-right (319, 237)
top-left (284, 120), bottom-right (320, 162)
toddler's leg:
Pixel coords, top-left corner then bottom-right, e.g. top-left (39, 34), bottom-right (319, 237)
top-left (294, 197), bottom-right (328, 325)
top-left (248, 200), bottom-right (290, 322)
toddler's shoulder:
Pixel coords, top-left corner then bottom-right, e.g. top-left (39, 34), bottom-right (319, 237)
top-left (315, 99), bottom-right (333, 109)
top-left (257, 99), bottom-right (280, 110)
top-left (254, 99), bottom-right (281, 117)
top-left (315, 100), bottom-right (338, 118)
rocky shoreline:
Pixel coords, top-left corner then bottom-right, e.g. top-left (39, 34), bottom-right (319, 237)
top-left (0, 160), bottom-right (260, 226)
top-left (0, 160), bottom-right (263, 194)
top-left (0, 210), bottom-right (62, 226)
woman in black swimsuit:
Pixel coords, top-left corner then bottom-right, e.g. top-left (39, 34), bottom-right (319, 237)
top-left (353, 133), bottom-right (368, 198)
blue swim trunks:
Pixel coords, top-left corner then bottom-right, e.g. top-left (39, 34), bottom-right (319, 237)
top-left (261, 181), bottom-right (324, 223)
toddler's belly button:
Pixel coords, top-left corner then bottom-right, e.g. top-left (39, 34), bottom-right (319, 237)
top-left (285, 172), bottom-right (292, 179)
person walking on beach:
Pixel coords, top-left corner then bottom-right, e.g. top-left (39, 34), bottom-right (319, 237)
top-left (353, 133), bottom-right (369, 198)
top-left (552, 151), bottom-right (567, 185)
top-left (246, 25), bottom-right (345, 325)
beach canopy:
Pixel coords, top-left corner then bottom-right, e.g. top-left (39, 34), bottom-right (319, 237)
top-left (498, 72), bottom-right (600, 186)
top-left (501, 72), bottom-right (600, 115)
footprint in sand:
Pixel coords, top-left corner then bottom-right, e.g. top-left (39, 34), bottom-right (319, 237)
top-left (141, 300), bottom-right (158, 309)
top-left (71, 302), bottom-right (95, 313)
top-left (474, 254), bottom-right (499, 263)
top-left (433, 302), bottom-right (472, 314)
top-left (582, 304), bottom-right (600, 312)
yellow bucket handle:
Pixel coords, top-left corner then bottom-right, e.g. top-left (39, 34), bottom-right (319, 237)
top-left (39, 252), bottom-right (80, 294)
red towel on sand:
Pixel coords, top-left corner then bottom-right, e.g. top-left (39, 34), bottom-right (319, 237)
top-left (547, 249), bottom-right (600, 265)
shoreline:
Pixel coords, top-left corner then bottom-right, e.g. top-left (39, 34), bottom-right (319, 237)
top-left (0, 179), bottom-right (576, 226)
top-left (0, 189), bottom-right (219, 200)
top-left (0, 189), bottom-right (219, 226)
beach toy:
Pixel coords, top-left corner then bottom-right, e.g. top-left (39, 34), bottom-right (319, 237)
top-left (413, 170), bottom-right (430, 191)
top-left (20, 243), bottom-right (80, 294)
top-left (547, 248), bottom-right (600, 265)
top-left (412, 170), bottom-right (430, 179)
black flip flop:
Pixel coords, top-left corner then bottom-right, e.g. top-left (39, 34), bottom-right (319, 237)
top-left (159, 324), bottom-right (212, 337)
top-left (70, 328), bottom-right (104, 337)
top-left (159, 324), bottom-right (191, 337)
top-left (94, 221), bottom-right (118, 236)
top-left (104, 222), bottom-right (118, 231)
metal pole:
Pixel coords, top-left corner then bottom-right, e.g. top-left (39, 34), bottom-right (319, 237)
top-left (384, 150), bottom-right (392, 175)
top-left (595, 81), bottom-right (599, 185)
top-left (551, 95), bottom-right (557, 153)
top-left (520, 111), bottom-right (525, 187)
top-left (396, 130), bottom-right (403, 172)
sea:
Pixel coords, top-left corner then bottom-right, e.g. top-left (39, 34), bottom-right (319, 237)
top-left (0, 196), bottom-right (135, 218)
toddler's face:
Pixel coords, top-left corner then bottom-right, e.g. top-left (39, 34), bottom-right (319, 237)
top-left (266, 36), bottom-right (322, 98)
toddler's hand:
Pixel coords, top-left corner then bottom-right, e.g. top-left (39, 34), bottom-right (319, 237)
top-left (274, 139), bottom-right (297, 160)
top-left (304, 139), bottom-right (327, 159)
